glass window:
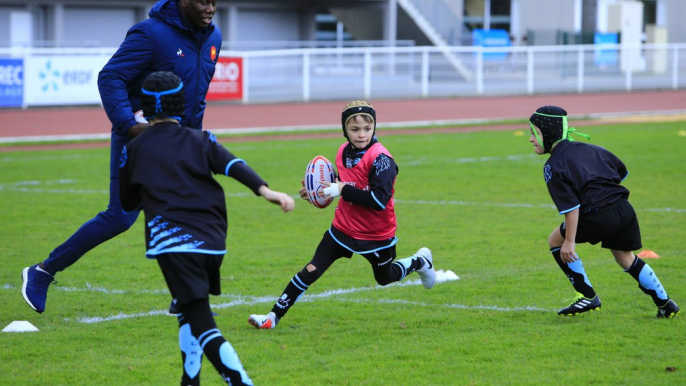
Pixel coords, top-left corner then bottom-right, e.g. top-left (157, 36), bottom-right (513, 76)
top-left (641, 0), bottom-right (657, 28)
top-left (464, 0), bottom-right (511, 31)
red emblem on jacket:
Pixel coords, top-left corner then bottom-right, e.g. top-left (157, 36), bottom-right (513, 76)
top-left (210, 46), bottom-right (217, 61)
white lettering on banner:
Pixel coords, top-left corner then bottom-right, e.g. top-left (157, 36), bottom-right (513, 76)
top-left (0, 87), bottom-right (22, 97)
top-left (24, 55), bottom-right (110, 106)
top-left (63, 71), bottom-right (91, 85)
top-left (208, 83), bottom-right (239, 93)
top-left (213, 61), bottom-right (240, 82)
top-left (0, 65), bottom-right (23, 86)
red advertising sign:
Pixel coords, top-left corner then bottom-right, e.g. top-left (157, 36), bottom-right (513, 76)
top-left (207, 57), bottom-right (242, 101)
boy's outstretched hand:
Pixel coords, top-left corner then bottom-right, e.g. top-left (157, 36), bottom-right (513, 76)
top-left (259, 185), bottom-right (295, 213)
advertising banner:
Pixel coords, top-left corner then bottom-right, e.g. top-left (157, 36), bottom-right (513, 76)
top-left (472, 29), bottom-right (511, 61)
top-left (24, 55), bottom-right (109, 106)
top-left (594, 33), bottom-right (619, 66)
top-left (0, 58), bottom-right (23, 108)
top-left (207, 57), bottom-right (243, 101)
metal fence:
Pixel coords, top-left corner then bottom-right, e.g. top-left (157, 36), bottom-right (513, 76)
top-left (235, 43), bottom-right (686, 103)
top-left (2, 43), bottom-right (685, 107)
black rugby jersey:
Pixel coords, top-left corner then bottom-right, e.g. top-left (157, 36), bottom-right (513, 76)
top-left (119, 122), bottom-right (266, 257)
top-left (544, 140), bottom-right (629, 215)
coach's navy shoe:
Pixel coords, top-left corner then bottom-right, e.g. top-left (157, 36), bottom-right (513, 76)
top-left (169, 298), bottom-right (179, 315)
top-left (558, 293), bottom-right (601, 316)
top-left (415, 248), bottom-right (436, 289)
top-left (171, 299), bottom-right (217, 316)
top-left (656, 299), bottom-right (680, 319)
top-left (21, 263), bottom-right (56, 314)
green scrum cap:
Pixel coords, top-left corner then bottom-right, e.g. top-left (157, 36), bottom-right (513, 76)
top-left (529, 105), bottom-right (590, 153)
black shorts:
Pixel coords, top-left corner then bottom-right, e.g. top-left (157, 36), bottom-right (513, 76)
top-left (311, 228), bottom-right (397, 269)
top-left (560, 198), bottom-right (642, 251)
top-left (156, 252), bottom-right (223, 306)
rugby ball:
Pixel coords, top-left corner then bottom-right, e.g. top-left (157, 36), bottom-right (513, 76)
top-left (304, 155), bottom-right (337, 208)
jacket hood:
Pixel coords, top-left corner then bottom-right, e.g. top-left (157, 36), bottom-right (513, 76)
top-left (149, 0), bottom-right (188, 31)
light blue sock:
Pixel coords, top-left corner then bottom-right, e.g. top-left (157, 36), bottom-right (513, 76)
top-left (179, 323), bottom-right (202, 380)
top-left (567, 258), bottom-right (593, 289)
top-left (626, 256), bottom-right (668, 304)
top-left (198, 329), bottom-right (253, 386)
top-left (219, 341), bottom-right (254, 386)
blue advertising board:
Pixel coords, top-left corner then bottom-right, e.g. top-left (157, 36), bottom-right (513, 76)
top-left (0, 58), bottom-right (24, 108)
top-left (594, 32), bottom-right (619, 65)
top-left (472, 29), bottom-right (511, 61)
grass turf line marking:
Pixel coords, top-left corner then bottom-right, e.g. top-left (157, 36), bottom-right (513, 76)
top-left (404, 153), bottom-right (537, 166)
top-left (394, 199), bottom-right (686, 213)
top-left (3, 271), bottom-right (545, 322)
top-left (62, 270), bottom-right (457, 324)
top-left (335, 298), bottom-right (550, 313)
top-left (3, 180), bottom-right (685, 213)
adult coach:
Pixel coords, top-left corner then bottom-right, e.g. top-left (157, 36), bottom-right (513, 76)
top-left (21, 0), bottom-right (222, 314)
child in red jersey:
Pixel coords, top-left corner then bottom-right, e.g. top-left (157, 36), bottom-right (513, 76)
top-left (248, 100), bottom-right (436, 329)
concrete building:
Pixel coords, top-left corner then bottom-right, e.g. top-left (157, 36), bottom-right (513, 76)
top-left (0, 0), bottom-right (684, 49)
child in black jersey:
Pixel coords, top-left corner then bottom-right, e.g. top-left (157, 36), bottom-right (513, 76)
top-left (247, 100), bottom-right (436, 330)
top-left (528, 105), bottom-right (679, 318)
top-left (119, 71), bottom-right (295, 386)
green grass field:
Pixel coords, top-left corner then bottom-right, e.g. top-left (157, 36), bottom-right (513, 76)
top-left (1, 121), bottom-right (684, 385)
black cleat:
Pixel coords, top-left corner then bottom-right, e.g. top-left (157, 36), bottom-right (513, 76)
top-left (558, 293), bottom-right (601, 316)
top-left (656, 299), bottom-right (680, 319)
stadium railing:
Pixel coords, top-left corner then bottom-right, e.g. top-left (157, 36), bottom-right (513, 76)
top-left (1, 43), bottom-right (685, 107)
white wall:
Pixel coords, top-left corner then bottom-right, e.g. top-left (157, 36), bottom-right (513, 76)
top-left (235, 10), bottom-right (302, 41)
top-left (517, 0), bottom-right (579, 33)
top-left (10, 11), bottom-right (32, 47)
top-left (664, 0), bottom-right (686, 43)
top-left (0, 7), bottom-right (22, 47)
top-left (63, 8), bottom-right (137, 47)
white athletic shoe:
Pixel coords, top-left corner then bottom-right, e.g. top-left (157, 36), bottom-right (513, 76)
top-left (415, 247), bottom-right (436, 289)
top-left (248, 312), bottom-right (278, 329)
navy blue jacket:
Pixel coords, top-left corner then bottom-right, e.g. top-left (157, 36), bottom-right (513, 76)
top-left (98, 0), bottom-right (222, 137)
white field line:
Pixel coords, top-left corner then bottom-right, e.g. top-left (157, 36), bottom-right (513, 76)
top-left (393, 199), bottom-right (686, 213)
top-left (2, 179), bottom-right (684, 213)
top-left (68, 271), bottom-right (456, 324)
top-left (0, 154), bottom-right (96, 163)
top-left (334, 298), bottom-right (550, 313)
top-left (2, 109), bottom-right (685, 144)
top-left (3, 273), bottom-right (452, 299)
top-left (404, 153), bottom-right (537, 166)
top-left (5, 270), bottom-right (549, 323)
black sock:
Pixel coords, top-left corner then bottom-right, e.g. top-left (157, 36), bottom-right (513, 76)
top-left (625, 256), bottom-right (670, 307)
top-left (551, 248), bottom-right (596, 298)
top-left (388, 253), bottom-right (424, 283)
top-left (271, 272), bottom-right (310, 320)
